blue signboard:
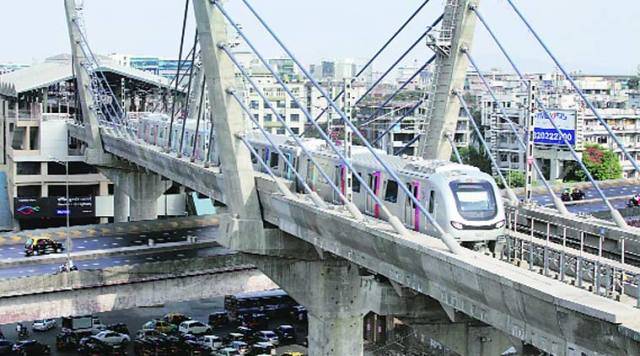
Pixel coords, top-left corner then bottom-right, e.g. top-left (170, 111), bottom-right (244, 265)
top-left (533, 110), bottom-right (577, 147)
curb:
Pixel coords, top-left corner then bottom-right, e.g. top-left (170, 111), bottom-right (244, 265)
top-left (0, 215), bottom-right (219, 247)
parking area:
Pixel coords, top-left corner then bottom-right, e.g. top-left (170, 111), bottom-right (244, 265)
top-left (0, 297), bottom-right (308, 355)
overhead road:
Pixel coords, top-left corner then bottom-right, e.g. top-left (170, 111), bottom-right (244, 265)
top-left (0, 252), bottom-right (276, 325)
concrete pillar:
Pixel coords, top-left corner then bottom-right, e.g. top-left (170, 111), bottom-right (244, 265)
top-left (252, 257), bottom-right (366, 356)
top-left (113, 185), bottom-right (129, 223)
top-left (412, 322), bottom-right (517, 356)
top-left (127, 173), bottom-right (166, 222)
top-left (101, 168), bottom-right (168, 222)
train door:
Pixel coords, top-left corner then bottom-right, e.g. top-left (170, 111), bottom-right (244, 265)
top-left (366, 171), bottom-right (381, 218)
top-left (263, 147), bottom-right (270, 173)
top-left (403, 181), bottom-right (421, 231)
top-left (305, 159), bottom-right (316, 191)
top-left (153, 125), bottom-right (159, 146)
top-left (333, 164), bottom-right (343, 204)
top-left (283, 153), bottom-right (293, 180)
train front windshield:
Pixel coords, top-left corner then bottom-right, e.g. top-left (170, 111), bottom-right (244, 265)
top-left (449, 181), bottom-right (497, 221)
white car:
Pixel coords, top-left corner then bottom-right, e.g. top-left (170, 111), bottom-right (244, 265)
top-left (202, 335), bottom-right (223, 350)
top-left (178, 320), bottom-right (211, 335)
top-left (256, 331), bottom-right (279, 346)
top-left (94, 330), bottom-right (131, 345)
top-left (32, 319), bottom-right (56, 331)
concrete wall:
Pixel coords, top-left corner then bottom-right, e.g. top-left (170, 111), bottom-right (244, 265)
top-left (0, 254), bottom-right (277, 324)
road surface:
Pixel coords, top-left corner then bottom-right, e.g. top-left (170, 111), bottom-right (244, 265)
top-left (0, 226), bottom-right (220, 278)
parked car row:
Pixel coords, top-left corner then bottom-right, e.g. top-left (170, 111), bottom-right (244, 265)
top-left (0, 304), bottom-right (307, 356)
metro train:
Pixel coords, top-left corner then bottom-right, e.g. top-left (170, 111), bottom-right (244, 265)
top-left (137, 113), bottom-right (215, 162)
top-left (136, 114), bottom-right (505, 250)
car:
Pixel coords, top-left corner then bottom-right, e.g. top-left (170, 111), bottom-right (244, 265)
top-left (216, 347), bottom-right (241, 356)
top-left (230, 340), bottom-right (249, 355)
top-left (77, 336), bottom-right (126, 356)
top-left (241, 313), bottom-right (268, 330)
top-left (134, 329), bottom-right (175, 355)
top-left (281, 353), bottom-right (305, 356)
top-left (178, 320), bottom-right (211, 336)
top-left (107, 323), bottom-right (130, 335)
top-left (0, 340), bottom-right (13, 355)
top-left (275, 325), bottom-right (296, 344)
top-left (11, 340), bottom-right (51, 355)
top-left (24, 237), bottom-right (64, 256)
top-left (629, 194), bottom-right (640, 207)
top-left (184, 339), bottom-right (210, 356)
top-left (32, 318), bottom-right (56, 331)
top-left (248, 342), bottom-right (276, 356)
top-left (56, 329), bottom-right (92, 350)
top-left (201, 334), bottom-right (223, 351)
top-left (209, 311), bottom-right (229, 328)
top-left (236, 326), bottom-right (254, 340)
top-left (94, 330), bottom-right (131, 345)
top-left (224, 332), bottom-right (245, 344)
top-left (163, 312), bottom-right (191, 326)
top-left (254, 330), bottom-right (279, 346)
top-left (290, 305), bottom-right (307, 322)
top-left (142, 319), bottom-right (177, 334)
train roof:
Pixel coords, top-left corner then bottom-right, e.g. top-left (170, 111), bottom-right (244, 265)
top-left (242, 130), bottom-right (482, 179)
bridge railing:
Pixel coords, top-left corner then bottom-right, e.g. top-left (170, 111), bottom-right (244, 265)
top-left (503, 208), bottom-right (640, 305)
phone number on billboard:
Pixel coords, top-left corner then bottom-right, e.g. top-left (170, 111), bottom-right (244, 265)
top-left (533, 131), bottom-right (573, 142)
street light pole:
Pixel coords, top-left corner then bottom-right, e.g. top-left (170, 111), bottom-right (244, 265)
top-left (65, 159), bottom-right (71, 266)
top-left (51, 155), bottom-right (72, 269)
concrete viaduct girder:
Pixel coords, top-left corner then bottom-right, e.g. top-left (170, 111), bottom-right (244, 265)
top-left (68, 124), bottom-right (640, 354)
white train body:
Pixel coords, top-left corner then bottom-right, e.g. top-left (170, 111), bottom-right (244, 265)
top-left (135, 114), bottom-right (505, 245)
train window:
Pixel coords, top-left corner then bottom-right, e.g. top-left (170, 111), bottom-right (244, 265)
top-left (384, 180), bottom-right (398, 203)
top-left (428, 190), bottom-right (435, 213)
top-left (406, 183), bottom-right (416, 208)
top-left (269, 152), bottom-right (279, 168)
top-left (449, 181), bottom-right (497, 220)
top-left (352, 173), bottom-right (360, 192)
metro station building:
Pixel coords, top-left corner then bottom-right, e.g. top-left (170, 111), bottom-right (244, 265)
top-left (0, 54), bottom-right (187, 230)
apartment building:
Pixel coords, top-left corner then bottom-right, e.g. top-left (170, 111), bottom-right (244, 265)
top-left (479, 71), bottom-right (639, 180)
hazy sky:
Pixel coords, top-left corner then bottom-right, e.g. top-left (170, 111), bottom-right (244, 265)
top-left (1, 0), bottom-right (638, 75)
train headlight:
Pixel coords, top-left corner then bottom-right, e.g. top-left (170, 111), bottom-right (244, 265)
top-left (450, 221), bottom-right (464, 230)
top-left (494, 220), bottom-right (505, 228)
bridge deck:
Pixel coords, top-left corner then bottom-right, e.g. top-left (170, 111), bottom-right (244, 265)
top-left (69, 124), bottom-right (640, 354)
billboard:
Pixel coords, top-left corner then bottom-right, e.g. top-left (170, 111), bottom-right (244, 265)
top-left (14, 197), bottom-right (95, 220)
top-left (533, 110), bottom-right (577, 147)
top-left (14, 198), bottom-right (46, 219)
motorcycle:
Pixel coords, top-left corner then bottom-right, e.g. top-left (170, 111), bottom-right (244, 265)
top-left (17, 324), bottom-right (28, 339)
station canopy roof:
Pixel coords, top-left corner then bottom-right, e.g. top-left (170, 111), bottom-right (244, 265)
top-left (0, 54), bottom-right (175, 94)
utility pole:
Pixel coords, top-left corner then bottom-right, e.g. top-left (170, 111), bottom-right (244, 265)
top-left (342, 78), bottom-right (353, 203)
top-left (51, 156), bottom-right (72, 269)
top-left (524, 80), bottom-right (536, 203)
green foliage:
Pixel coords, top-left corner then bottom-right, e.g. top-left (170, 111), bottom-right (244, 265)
top-left (505, 170), bottom-right (525, 188)
top-left (629, 77), bottom-right (639, 90)
top-left (564, 144), bottom-right (622, 181)
top-left (455, 146), bottom-right (492, 175)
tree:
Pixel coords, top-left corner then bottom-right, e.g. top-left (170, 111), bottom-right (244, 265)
top-left (455, 146), bottom-right (492, 174)
top-left (505, 170), bottom-right (525, 188)
top-left (564, 144), bottom-right (622, 181)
